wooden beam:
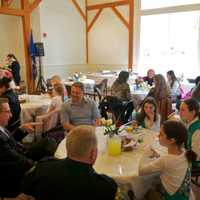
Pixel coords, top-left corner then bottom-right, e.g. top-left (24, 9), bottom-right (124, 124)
top-left (87, 8), bottom-right (103, 32)
top-left (21, 0), bottom-right (29, 10)
top-left (0, 0), bottom-right (41, 93)
top-left (85, 0), bottom-right (88, 63)
top-left (128, 0), bottom-right (134, 70)
top-left (22, 12), bottom-right (34, 93)
top-left (0, 7), bottom-right (25, 16)
top-left (71, 0), bottom-right (86, 22)
top-left (2, 0), bottom-right (13, 7)
top-left (87, 0), bottom-right (129, 11)
top-left (21, 0), bottom-right (34, 93)
top-left (29, 0), bottom-right (42, 12)
top-left (111, 6), bottom-right (129, 29)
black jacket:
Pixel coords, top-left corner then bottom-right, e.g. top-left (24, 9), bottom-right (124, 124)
top-left (2, 89), bottom-right (21, 132)
top-left (22, 158), bottom-right (117, 200)
top-left (0, 128), bottom-right (33, 197)
top-left (8, 61), bottom-right (21, 86)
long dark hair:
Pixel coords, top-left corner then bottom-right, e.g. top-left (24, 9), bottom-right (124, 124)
top-left (162, 120), bottom-right (193, 162)
top-left (183, 98), bottom-right (200, 119)
top-left (152, 74), bottom-right (171, 100)
top-left (195, 76), bottom-right (200, 86)
top-left (137, 97), bottom-right (158, 125)
top-left (117, 71), bottom-right (129, 84)
top-left (167, 70), bottom-right (178, 88)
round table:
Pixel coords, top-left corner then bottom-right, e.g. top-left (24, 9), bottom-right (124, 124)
top-left (55, 127), bottom-right (165, 198)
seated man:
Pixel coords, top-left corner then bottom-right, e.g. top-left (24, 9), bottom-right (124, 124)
top-left (60, 82), bottom-right (101, 131)
top-left (21, 125), bottom-right (118, 200)
top-left (0, 98), bottom-right (56, 198)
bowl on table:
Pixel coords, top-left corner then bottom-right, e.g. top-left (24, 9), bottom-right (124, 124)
top-left (121, 135), bottom-right (138, 151)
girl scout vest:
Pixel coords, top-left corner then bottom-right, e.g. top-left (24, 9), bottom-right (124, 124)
top-left (162, 167), bottom-right (191, 200)
top-left (187, 119), bottom-right (200, 166)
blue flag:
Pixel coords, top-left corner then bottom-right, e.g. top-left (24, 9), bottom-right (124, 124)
top-left (29, 31), bottom-right (37, 80)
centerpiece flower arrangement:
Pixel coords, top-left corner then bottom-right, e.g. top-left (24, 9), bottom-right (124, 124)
top-left (101, 118), bottom-right (119, 137)
top-left (101, 118), bottom-right (122, 156)
top-left (0, 68), bottom-right (13, 79)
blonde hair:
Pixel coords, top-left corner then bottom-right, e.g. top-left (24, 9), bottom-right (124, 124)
top-left (51, 75), bottom-right (62, 85)
top-left (53, 83), bottom-right (64, 101)
top-left (66, 125), bottom-right (97, 158)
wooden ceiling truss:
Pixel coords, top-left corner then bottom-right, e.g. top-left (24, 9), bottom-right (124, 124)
top-left (0, 0), bottom-right (42, 93)
top-left (71, 0), bottom-right (134, 70)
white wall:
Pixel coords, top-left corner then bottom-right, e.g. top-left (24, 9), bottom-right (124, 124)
top-left (0, 7), bottom-right (41, 82)
top-left (39, 0), bottom-right (86, 66)
top-left (0, 0), bottom-right (134, 81)
top-left (39, 0), bottom-right (132, 79)
top-left (88, 7), bottom-right (128, 65)
top-left (0, 14), bottom-right (25, 78)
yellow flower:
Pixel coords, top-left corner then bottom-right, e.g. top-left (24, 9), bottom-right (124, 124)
top-left (101, 118), bottom-right (106, 125)
top-left (106, 119), bottom-right (113, 126)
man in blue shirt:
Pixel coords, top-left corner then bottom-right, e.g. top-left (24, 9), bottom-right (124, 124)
top-left (60, 82), bottom-right (101, 131)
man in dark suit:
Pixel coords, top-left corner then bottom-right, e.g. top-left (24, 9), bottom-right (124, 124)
top-left (21, 125), bottom-right (118, 200)
top-left (0, 98), bottom-right (57, 198)
top-left (0, 98), bottom-right (34, 198)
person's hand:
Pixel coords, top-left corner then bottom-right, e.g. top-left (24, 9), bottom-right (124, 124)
top-left (148, 110), bottom-right (154, 122)
top-left (20, 122), bottom-right (43, 134)
top-left (15, 193), bottom-right (33, 200)
top-left (150, 147), bottom-right (160, 158)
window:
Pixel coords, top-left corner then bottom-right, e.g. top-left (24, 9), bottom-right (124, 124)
top-left (138, 1), bottom-right (200, 79)
top-left (141, 0), bottom-right (200, 10)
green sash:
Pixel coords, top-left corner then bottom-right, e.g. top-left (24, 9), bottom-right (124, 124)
top-left (163, 167), bottom-right (191, 200)
top-left (187, 120), bottom-right (200, 149)
top-left (187, 120), bottom-right (200, 166)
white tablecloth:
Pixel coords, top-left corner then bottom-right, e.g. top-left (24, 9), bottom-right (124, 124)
top-left (55, 127), bottom-right (164, 198)
top-left (20, 95), bottom-right (51, 124)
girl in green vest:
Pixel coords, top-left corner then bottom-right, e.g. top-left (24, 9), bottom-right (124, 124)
top-left (136, 97), bottom-right (160, 132)
top-left (179, 98), bottom-right (200, 166)
top-left (139, 120), bottom-right (193, 200)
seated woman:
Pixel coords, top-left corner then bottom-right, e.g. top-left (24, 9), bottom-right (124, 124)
top-left (50, 75), bottom-right (68, 101)
top-left (136, 97), bottom-right (160, 132)
top-left (179, 98), bottom-right (200, 167)
top-left (111, 71), bottom-right (131, 101)
top-left (167, 70), bottom-right (181, 102)
top-left (0, 77), bottom-right (21, 132)
top-left (143, 69), bottom-right (155, 86)
top-left (147, 74), bottom-right (172, 122)
top-left (139, 120), bottom-right (192, 200)
top-left (47, 83), bottom-right (64, 113)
